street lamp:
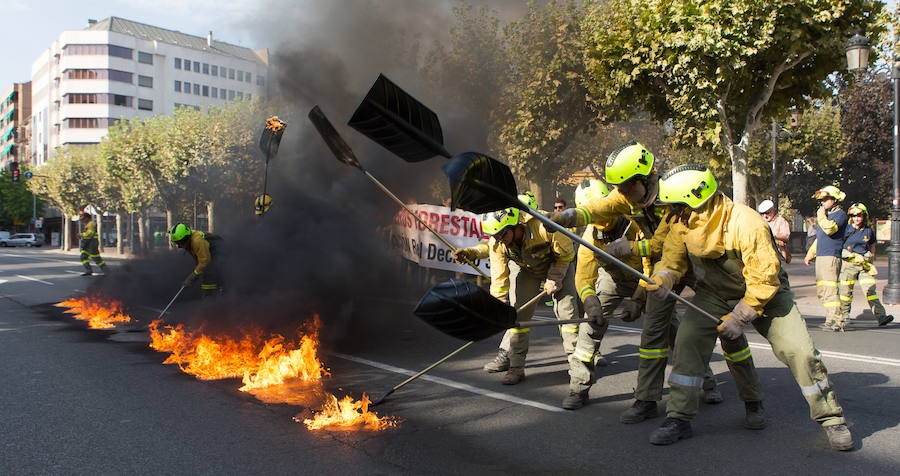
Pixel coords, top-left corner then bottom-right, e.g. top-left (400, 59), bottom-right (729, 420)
top-left (846, 31), bottom-right (900, 304)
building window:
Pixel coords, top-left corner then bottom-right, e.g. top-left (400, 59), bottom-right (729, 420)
top-left (65, 118), bottom-right (99, 128)
top-left (211, 87), bottom-right (218, 98)
top-left (66, 93), bottom-right (97, 104)
top-left (65, 93), bottom-right (132, 106)
top-left (228, 90), bottom-right (235, 100)
top-left (53, 100), bottom-right (60, 111)
top-left (138, 75), bottom-right (153, 88)
top-left (175, 58), bottom-right (182, 69)
top-left (138, 51), bottom-right (153, 64)
top-left (65, 69), bottom-right (133, 83)
top-left (111, 94), bottom-right (131, 107)
top-left (138, 99), bottom-right (153, 111)
top-left (184, 59), bottom-right (191, 70)
top-left (174, 80), bottom-right (181, 92)
top-left (193, 61), bottom-right (200, 73)
top-left (193, 84), bottom-right (200, 95)
top-left (202, 63), bottom-right (209, 74)
top-left (63, 44), bottom-right (133, 59)
top-left (256, 75), bottom-right (265, 86)
top-left (108, 45), bottom-right (133, 59)
top-left (245, 72), bottom-right (252, 83)
top-left (211, 65), bottom-right (218, 76)
top-left (229, 68), bottom-right (235, 80)
top-left (236, 70), bottom-right (243, 81)
top-left (200, 85), bottom-right (207, 97)
top-left (237, 91), bottom-right (244, 99)
top-left (184, 82), bottom-right (191, 94)
top-left (220, 65), bottom-right (227, 77)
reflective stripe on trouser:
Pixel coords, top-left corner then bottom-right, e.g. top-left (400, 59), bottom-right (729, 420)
top-left (568, 265), bottom-right (636, 392)
top-left (839, 261), bottom-right (887, 320)
top-left (815, 256), bottom-right (842, 324)
top-left (499, 264), bottom-right (579, 368)
top-left (666, 292), bottom-right (844, 426)
top-left (79, 238), bottom-right (105, 270)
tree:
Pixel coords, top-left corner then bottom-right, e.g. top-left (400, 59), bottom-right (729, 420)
top-left (582, 0), bottom-right (885, 205)
top-left (0, 166), bottom-right (43, 230)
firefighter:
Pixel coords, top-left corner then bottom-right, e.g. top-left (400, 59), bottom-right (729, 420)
top-left (548, 142), bottom-right (764, 428)
top-left (79, 213), bottom-right (107, 276)
top-left (804, 186), bottom-right (849, 331)
top-left (839, 203), bottom-right (893, 327)
top-left (645, 164), bottom-right (851, 450)
top-left (169, 223), bottom-right (223, 297)
top-left (452, 206), bottom-right (578, 385)
top-left (564, 179), bottom-right (642, 409)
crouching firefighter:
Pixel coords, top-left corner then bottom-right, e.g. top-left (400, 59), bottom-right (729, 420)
top-left (452, 206), bottom-right (579, 386)
top-left (645, 165), bottom-right (851, 451)
top-left (79, 213), bottom-right (107, 276)
top-left (169, 223), bottom-right (223, 298)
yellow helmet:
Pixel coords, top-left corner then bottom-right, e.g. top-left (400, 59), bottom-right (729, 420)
top-left (658, 164), bottom-right (718, 209)
top-left (255, 194), bottom-right (273, 215)
top-left (575, 179), bottom-right (611, 208)
top-left (518, 191), bottom-right (537, 210)
top-left (848, 202), bottom-right (868, 217)
top-left (605, 141), bottom-right (655, 185)
top-left (481, 208), bottom-right (520, 236)
top-left (812, 185), bottom-right (845, 201)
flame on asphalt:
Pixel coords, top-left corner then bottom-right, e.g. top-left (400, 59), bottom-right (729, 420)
top-left (55, 295), bottom-right (133, 329)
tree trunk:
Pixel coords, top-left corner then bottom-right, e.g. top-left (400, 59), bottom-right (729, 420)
top-left (116, 212), bottom-right (124, 255)
top-left (137, 210), bottom-right (147, 255)
top-left (206, 201), bottom-right (215, 233)
top-left (727, 134), bottom-right (751, 206)
top-left (96, 213), bottom-right (103, 252)
top-left (62, 213), bottom-right (70, 251)
top-left (165, 208), bottom-right (174, 249)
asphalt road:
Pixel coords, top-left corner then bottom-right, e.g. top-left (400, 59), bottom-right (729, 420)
top-left (2, 248), bottom-right (900, 475)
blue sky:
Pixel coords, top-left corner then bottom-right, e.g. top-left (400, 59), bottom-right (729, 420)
top-left (2, 0), bottom-right (260, 87)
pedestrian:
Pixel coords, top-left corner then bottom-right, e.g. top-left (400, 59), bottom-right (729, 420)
top-left (169, 223), bottom-right (223, 298)
top-left (452, 206), bottom-right (579, 386)
top-left (645, 164), bottom-right (851, 451)
top-left (553, 199), bottom-right (567, 212)
top-left (758, 199), bottom-right (791, 263)
top-left (548, 141), bottom-right (763, 427)
top-left (804, 186), bottom-right (849, 331)
top-left (79, 212), bottom-right (106, 276)
top-left (839, 203), bottom-right (894, 327)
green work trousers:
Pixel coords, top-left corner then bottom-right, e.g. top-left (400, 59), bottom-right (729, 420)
top-left (499, 262), bottom-right (580, 368)
top-left (815, 256), bottom-right (842, 325)
top-left (839, 261), bottom-right (886, 320)
top-left (79, 238), bottom-right (105, 272)
top-left (666, 291), bottom-right (845, 427)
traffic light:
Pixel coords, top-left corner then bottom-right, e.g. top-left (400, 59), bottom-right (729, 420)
top-left (9, 161), bottom-right (20, 183)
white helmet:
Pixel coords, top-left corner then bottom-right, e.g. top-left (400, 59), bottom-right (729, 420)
top-left (757, 199), bottom-right (775, 214)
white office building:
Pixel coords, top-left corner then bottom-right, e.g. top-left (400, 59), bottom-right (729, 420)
top-left (31, 17), bottom-right (269, 166)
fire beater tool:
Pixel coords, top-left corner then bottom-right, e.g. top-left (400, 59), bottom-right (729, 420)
top-left (348, 74), bottom-right (722, 325)
top-left (256, 116), bottom-right (287, 216)
top-left (371, 289), bottom-right (551, 406)
top-left (157, 286), bottom-right (186, 320)
top-left (307, 105), bottom-right (490, 280)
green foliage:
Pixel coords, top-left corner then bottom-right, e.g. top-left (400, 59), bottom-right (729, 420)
top-left (0, 166), bottom-right (43, 228)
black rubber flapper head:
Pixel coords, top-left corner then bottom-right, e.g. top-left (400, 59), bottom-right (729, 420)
top-left (308, 106), bottom-right (363, 169)
top-left (348, 74), bottom-right (450, 162)
top-left (259, 116), bottom-right (287, 160)
top-left (414, 279), bottom-right (517, 341)
top-left (443, 152), bottom-right (519, 214)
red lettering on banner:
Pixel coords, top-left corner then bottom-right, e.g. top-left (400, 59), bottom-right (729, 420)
top-left (440, 214), bottom-right (450, 234)
top-left (429, 213), bottom-right (440, 230)
top-left (450, 215), bottom-right (461, 236)
top-left (417, 211), bottom-right (428, 231)
top-left (469, 219), bottom-right (481, 239)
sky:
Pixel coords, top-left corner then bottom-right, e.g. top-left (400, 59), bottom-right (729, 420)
top-left (1, 0), bottom-right (263, 87)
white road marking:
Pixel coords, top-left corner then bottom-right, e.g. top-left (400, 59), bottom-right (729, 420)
top-left (331, 353), bottom-right (565, 413)
top-left (15, 275), bottom-right (54, 285)
top-left (64, 271), bottom-right (83, 275)
top-left (1, 253), bottom-right (83, 265)
top-left (0, 280), bottom-right (7, 285)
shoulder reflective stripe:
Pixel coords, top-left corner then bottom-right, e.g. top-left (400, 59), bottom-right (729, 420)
top-left (800, 378), bottom-right (830, 396)
top-left (839, 295), bottom-right (853, 301)
top-left (573, 348), bottom-right (594, 362)
top-left (823, 302), bottom-right (841, 307)
top-left (669, 373), bottom-right (704, 388)
top-left (724, 347), bottom-right (752, 362)
top-left (816, 281), bottom-right (838, 287)
top-left (639, 240), bottom-right (649, 257)
top-left (867, 295), bottom-right (880, 301)
top-left (840, 280), bottom-right (856, 285)
top-left (510, 327), bottom-right (531, 333)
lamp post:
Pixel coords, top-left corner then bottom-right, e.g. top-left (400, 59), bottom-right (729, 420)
top-left (847, 31), bottom-right (900, 304)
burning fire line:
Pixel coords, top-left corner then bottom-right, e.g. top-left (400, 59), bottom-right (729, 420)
top-left (148, 316), bottom-right (396, 431)
top-left (55, 295), bottom-right (133, 329)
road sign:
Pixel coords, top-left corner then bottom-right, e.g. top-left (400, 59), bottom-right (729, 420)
top-left (24, 171), bottom-right (33, 179)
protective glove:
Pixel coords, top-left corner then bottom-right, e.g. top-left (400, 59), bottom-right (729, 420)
top-left (543, 279), bottom-right (561, 296)
top-left (644, 270), bottom-right (677, 300)
top-left (864, 251), bottom-right (874, 262)
top-left (451, 247), bottom-right (479, 263)
top-left (182, 272), bottom-right (199, 288)
top-left (605, 238), bottom-right (633, 260)
top-left (716, 301), bottom-right (759, 340)
top-left (849, 253), bottom-right (866, 265)
top-left (545, 208), bottom-right (581, 229)
top-left (841, 249), bottom-right (852, 259)
top-left (612, 286), bottom-right (647, 322)
top-left (866, 263), bottom-right (879, 276)
top-left (583, 294), bottom-right (607, 327)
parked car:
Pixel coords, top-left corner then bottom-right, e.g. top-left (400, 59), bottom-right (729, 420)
top-left (0, 233), bottom-right (44, 247)
top-left (0, 231), bottom-right (10, 242)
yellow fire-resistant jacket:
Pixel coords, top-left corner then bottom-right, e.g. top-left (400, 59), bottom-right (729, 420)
top-left (656, 194), bottom-right (782, 314)
top-left (81, 220), bottom-right (97, 240)
top-left (575, 220), bottom-right (643, 300)
top-left (471, 216), bottom-right (575, 301)
top-left (187, 230), bottom-right (212, 276)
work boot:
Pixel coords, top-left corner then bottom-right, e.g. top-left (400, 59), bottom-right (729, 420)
top-left (561, 390), bottom-right (589, 410)
top-left (595, 354), bottom-right (608, 367)
top-left (702, 387), bottom-right (723, 404)
top-left (80, 270), bottom-right (92, 276)
top-left (649, 418), bottom-right (693, 445)
top-left (483, 349), bottom-right (510, 373)
top-left (829, 323), bottom-right (846, 333)
top-left (620, 400), bottom-right (658, 424)
top-left (743, 401), bottom-right (767, 430)
top-left (878, 315), bottom-right (894, 326)
top-left (501, 367), bottom-right (525, 385)
top-left (819, 320), bottom-right (834, 330)
top-left (824, 424), bottom-right (854, 451)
